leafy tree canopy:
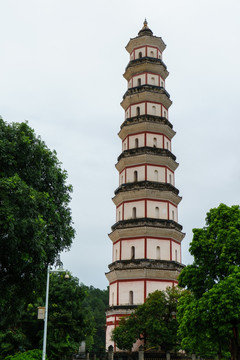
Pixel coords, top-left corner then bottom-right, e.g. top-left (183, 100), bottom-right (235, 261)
top-left (177, 204), bottom-right (240, 360)
top-left (0, 119), bottom-right (75, 327)
top-left (112, 287), bottom-right (181, 352)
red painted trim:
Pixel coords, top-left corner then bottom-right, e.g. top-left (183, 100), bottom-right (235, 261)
top-left (144, 237), bottom-right (147, 258)
top-left (112, 236), bottom-right (181, 246)
top-left (117, 282), bottom-right (119, 305)
top-left (144, 279), bottom-right (147, 301)
top-left (145, 72), bottom-right (147, 84)
top-left (110, 279), bottom-right (177, 285)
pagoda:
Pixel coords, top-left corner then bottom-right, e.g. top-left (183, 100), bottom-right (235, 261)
top-left (105, 21), bottom-right (185, 350)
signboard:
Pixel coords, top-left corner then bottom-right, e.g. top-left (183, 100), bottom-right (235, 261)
top-left (37, 306), bottom-right (45, 320)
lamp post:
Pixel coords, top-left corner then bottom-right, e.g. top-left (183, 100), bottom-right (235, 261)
top-left (42, 264), bottom-right (69, 360)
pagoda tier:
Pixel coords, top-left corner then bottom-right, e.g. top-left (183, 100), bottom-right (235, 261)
top-left (105, 21), bottom-right (184, 350)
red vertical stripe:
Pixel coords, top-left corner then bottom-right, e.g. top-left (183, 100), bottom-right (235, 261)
top-left (117, 282), bottom-right (119, 305)
top-left (145, 102), bottom-right (147, 114)
top-left (167, 202), bottom-right (170, 220)
top-left (144, 279), bottom-right (147, 301)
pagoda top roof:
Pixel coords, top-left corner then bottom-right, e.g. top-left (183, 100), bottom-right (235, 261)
top-left (138, 19), bottom-right (153, 37)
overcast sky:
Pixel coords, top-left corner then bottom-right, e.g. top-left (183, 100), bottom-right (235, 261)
top-left (1, 0), bottom-right (240, 290)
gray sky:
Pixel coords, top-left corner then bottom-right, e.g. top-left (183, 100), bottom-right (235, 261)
top-left (1, 0), bottom-right (240, 290)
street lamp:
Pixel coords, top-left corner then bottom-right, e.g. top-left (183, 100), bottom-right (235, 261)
top-left (42, 264), bottom-right (69, 360)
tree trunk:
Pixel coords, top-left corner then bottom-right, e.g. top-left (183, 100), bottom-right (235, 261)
top-left (230, 327), bottom-right (240, 360)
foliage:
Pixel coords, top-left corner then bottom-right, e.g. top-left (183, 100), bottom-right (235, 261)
top-left (82, 285), bottom-right (109, 352)
top-left (4, 350), bottom-right (43, 360)
top-left (177, 204), bottom-right (240, 359)
top-left (112, 287), bottom-right (181, 351)
top-left (0, 119), bottom-right (75, 328)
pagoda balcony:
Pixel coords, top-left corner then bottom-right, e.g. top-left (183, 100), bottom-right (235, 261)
top-left (114, 180), bottom-right (179, 196)
top-left (108, 258), bottom-right (185, 272)
top-left (111, 217), bottom-right (183, 232)
top-left (117, 147), bottom-right (176, 162)
top-left (125, 56), bottom-right (167, 71)
top-left (123, 85), bottom-right (170, 99)
top-left (120, 114), bottom-right (173, 129)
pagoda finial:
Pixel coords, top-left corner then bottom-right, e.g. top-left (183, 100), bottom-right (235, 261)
top-left (143, 18), bottom-right (148, 28)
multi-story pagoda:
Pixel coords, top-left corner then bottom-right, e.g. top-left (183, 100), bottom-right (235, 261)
top-left (105, 21), bottom-right (185, 350)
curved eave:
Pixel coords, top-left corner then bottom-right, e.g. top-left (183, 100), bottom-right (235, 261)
top-left (118, 115), bottom-right (175, 140)
top-left (118, 147), bottom-right (176, 162)
top-left (112, 187), bottom-right (182, 207)
top-left (121, 90), bottom-right (172, 111)
top-left (126, 35), bottom-right (166, 54)
top-left (111, 218), bottom-right (183, 232)
top-left (123, 58), bottom-right (169, 81)
top-left (123, 85), bottom-right (170, 100)
top-left (116, 153), bottom-right (179, 173)
top-left (115, 181), bottom-right (179, 196)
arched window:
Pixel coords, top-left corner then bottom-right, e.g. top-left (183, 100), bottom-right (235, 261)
top-left (134, 170), bottom-right (138, 182)
top-left (131, 246), bottom-right (135, 259)
top-left (153, 137), bottom-right (157, 147)
top-left (175, 249), bottom-right (178, 261)
top-left (137, 78), bottom-right (141, 86)
top-left (135, 138), bottom-right (139, 148)
top-left (156, 246), bottom-right (161, 260)
top-left (151, 77), bottom-right (155, 85)
top-left (152, 105), bottom-right (156, 115)
top-left (154, 170), bottom-right (158, 181)
top-left (129, 291), bottom-right (133, 305)
top-left (150, 50), bottom-right (154, 57)
top-left (155, 206), bottom-right (159, 218)
top-left (139, 52), bottom-right (142, 58)
top-left (132, 207), bottom-right (137, 219)
top-left (136, 106), bottom-right (140, 116)
top-left (172, 210), bottom-right (175, 221)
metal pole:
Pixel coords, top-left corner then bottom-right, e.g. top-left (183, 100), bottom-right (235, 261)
top-left (42, 265), bottom-right (50, 360)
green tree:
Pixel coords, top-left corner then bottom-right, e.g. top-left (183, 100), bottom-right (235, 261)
top-left (112, 287), bottom-right (181, 352)
top-left (0, 119), bottom-right (75, 351)
top-left (82, 286), bottom-right (109, 352)
top-left (177, 203), bottom-right (240, 360)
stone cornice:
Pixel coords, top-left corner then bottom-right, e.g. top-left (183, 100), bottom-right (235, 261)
top-left (111, 218), bottom-right (183, 232)
top-left (116, 153), bottom-right (179, 173)
top-left (108, 259), bottom-right (184, 272)
top-left (126, 36), bottom-right (166, 54)
top-left (115, 181), bottom-right (179, 196)
top-left (121, 90), bottom-right (172, 110)
top-left (117, 147), bottom-right (176, 162)
top-left (118, 115), bottom-right (175, 140)
top-left (112, 185), bottom-right (182, 207)
top-left (124, 58), bottom-right (169, 81)
top-left (123, 85), bottom-right (170, 100)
